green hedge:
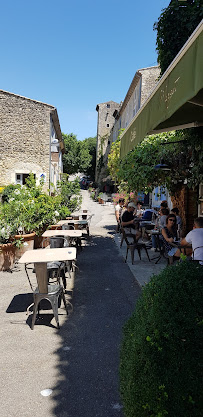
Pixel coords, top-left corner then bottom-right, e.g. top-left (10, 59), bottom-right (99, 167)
top-left (120, 261), bottom-right (203, 417)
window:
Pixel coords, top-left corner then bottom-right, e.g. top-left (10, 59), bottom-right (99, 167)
top-left (108, 140), bottom-right (110, 145)
top-left (107, 104), bottom-right (110, 108)
top-left (16, 173), bottom-right (35, 185)
top-left (107, 124), bottom-right (109, 127)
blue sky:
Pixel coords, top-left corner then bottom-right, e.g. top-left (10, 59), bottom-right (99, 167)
top-left (0, 0), bottom-right (170, 140)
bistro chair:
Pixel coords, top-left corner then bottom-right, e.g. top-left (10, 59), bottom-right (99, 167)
top-left (61, 223), bottom-right (82, 251)
top-left (157, 236), bottom-right (178, 266)
top-left (82, 209), bottom-right (88, 220)
top-left (43, 236), bottom-right (66, 289)
top-left (191, 246), bottom-right (203, 264)
top-left (121, 228), bottom-right (151, 265)
top-left (78, 214), bottom-right (94, 240)
top-left (25, 262), bottom-right (68, 329)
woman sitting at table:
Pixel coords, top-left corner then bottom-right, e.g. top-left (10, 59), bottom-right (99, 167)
top-left (161, 214), bottom-right (181, 259)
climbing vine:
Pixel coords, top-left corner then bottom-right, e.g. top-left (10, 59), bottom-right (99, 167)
top-left (108, 128), bottom-right (203, 195)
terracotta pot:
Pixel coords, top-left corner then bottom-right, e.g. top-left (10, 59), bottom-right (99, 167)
top-left (14, 232), bottom-right (36, 260)
top-left (0, 243), bottom-right (16, 271)
top-left (34, 235), bottom-right (49, 249)
top-left (49, 225), bottom-right (62, 230)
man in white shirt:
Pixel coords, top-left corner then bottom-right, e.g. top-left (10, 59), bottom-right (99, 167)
top-left (181, 217), bottom-right (203, 264)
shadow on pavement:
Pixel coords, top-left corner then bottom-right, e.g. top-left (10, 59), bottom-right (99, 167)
top-left (50, 233), bottom-right (141, 417)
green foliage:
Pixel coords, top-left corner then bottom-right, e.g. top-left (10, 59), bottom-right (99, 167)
top-left (154, 0), bottom-right (203, 75)
top-left (62, 133), bottom-right (80, 174)
top-left (116, 129), bottom-right (203, 194)
top-left (1, 184), bottom-right (21, 203)
top-left (82, 136), bottom-right (97, 179)
top-left (107, 129), bottom-right (125, 183)
top-left (57, 174), bottom-right (82, 213)
top-left (120, 261), bottom-right (203, 417)
top-left (0, 173), bottom-right (82, 241)
top-left (62, 133), bottom-right (96, 178)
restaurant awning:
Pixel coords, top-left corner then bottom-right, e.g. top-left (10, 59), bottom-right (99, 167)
top-left (120, 20), bottom-right (203, 158)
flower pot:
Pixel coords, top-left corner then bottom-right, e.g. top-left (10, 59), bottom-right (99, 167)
top-left (49, 225), bottom-right (62, 230)
top-left (34, 235), bottom-right (49, 249)
top-left (14, 232), bottom-right (36, 260)
top-left (0, 243), bottom-right (16, 271)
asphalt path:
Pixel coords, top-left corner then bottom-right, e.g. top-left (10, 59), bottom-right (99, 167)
top-left (0, 190), bottom-right (141, 417)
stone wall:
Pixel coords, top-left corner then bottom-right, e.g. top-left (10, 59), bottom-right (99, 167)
top-left (0, 91), bottom-right (53, 191)
top-left (139, 66), bottom-right (160, 106)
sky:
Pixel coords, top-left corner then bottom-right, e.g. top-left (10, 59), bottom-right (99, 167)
top-left (0, 0), bottom-right (170, 141)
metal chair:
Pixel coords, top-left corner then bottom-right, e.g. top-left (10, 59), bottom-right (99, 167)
top-left (43, 236), bottom-right (67, 289)
top-left (25, 262), bottom-right (68, 329)
top-left (156, 236), bottom-right (178, 265)
top-left (78, 214), bottom-right (94, 240)
top-left (61, 223), bottom-right (82, 251)
top-left (191, 246), bottom-right (203, 264)
top-left (121, 228), bottom-right (151, 265)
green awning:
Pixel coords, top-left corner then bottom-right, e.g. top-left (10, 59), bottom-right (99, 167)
top-left (120, 21), bottom-right (203, 158)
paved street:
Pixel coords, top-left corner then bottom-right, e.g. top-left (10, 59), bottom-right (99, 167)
top-left (0, 191), bottom-right (166, 417)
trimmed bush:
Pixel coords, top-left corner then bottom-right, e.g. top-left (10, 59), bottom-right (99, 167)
top-left (120, 261), bottom-right (203, 417)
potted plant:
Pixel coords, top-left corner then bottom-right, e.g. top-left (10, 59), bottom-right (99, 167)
top-left (0, 219), bottom-right (17, 271)
top-left (97, 192), bottom-right (104, 204)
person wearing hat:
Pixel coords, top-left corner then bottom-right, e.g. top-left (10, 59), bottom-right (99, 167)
top-left (121, 202), bottom-right (142, 241)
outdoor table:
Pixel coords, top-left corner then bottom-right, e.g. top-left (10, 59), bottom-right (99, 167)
top-left (42, 229), bottom-right (82, 238)
top-left (170, 240), bottom-right (192, 253)
top-left (57, 219), bottom-right (89, 231)
top-left (19, 247), bottom-right (77, 292)
top-left (57, 219), bottom-right (88, 226)
top-left (19, 247), bottom-right (77, 264)
top-left (42, 228), bottom-right (83, 251)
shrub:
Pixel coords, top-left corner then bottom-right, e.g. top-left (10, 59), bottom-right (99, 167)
top-left (120, 261), bottom-right (203, 417)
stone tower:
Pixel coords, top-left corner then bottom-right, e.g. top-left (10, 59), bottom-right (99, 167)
top-left (95, 100), bottom-right (120, 183)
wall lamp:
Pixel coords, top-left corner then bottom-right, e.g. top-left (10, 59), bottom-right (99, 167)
top-left (154, 139), bottom-right (187, 171)
top-left (154, 160), bottom-right (171, 171)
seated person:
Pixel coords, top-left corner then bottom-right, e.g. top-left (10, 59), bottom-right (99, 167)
top-left (160, 200), bottom-right (168, 209)
top-left (171, 207), bottom-right (182, 229)
top-left (121, 202), bottom-right (141, 242)
top-left (135, 201), bottom-right (143, 218)
top-left (161, 214), bottom-right (181, 259)
top-left (181, 217), bottom-right (203, 264)
top-left (115, 198), bottom-right (125, 232)
top-left (159, 208), bottom-right (170, 229)
top-left (151, 208), bottom-right (169, 251)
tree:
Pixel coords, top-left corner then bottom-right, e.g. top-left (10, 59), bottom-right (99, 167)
top-left (82, 136), bottom-right (97, 179)
top-left (62, 133), bottom-right (96, 177)
top-left (153, 0), bottom-right (203, 75)
top-left (62, 133), bottom-right (79, 174)
top-left (108, 129), bottom-right (203, 195)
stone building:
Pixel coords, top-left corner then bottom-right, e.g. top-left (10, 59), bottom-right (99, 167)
top-left (0, 90), bottom-right (64, 193)
top-left (95, 66), bottom-right (160, 186)
top-left (95, 100), bottom-right (120, 183)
